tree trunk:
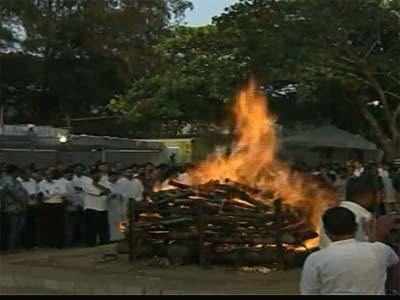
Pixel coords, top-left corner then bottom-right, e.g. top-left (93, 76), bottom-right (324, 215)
top-left (360, 103), bottom-right (400, 162)
top-left (384, 139), bottom-right (400, 162)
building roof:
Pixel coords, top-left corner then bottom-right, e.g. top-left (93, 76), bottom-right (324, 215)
top-left (0, 134), bottom-right (165, 152)
top-left (0, 125), bottom-right (68, 137)
top-left (282, 126), bottom-right (377, 151)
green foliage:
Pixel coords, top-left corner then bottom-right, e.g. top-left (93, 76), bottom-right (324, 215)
top-left (2, 0), bottom-right (400, 157)
top-left (0, 0), bottom-right (193, 126)
top-left (111, 25), bottom-right (251, 137)
top-left (214, 0), bottom-right (400, 157)
top-left (115, 0), bottom-right (400, 157)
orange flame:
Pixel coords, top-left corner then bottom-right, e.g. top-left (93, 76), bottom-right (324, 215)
top-left (188, 80), bottom-right (336, 248)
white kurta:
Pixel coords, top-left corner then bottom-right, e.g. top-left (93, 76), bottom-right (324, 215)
top-left (301, 239), bottom-right (399, 295)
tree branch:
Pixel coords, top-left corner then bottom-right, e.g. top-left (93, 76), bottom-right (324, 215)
top-left (384, 91), bottom-right (400, 101)
top-left (363, 71), bottom-right (396, 136)
top-left (388, 73), bottom-right (400, 87)
top-left (360, 104), bottom-right (390, 151)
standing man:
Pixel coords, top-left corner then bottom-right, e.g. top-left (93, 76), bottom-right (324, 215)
top-left (301, 207), bottom-right (399, 295)
top-left (72, 164), bottom-right (91, 245)
top-left (0, 165), bottom-right (29, 252)
top-left (107, 171), bottom-right (125, 242)
top-left (124, 169), bottom-right (145, 223)
top-left (38, 169), bottom-right (67, 248)
top-left (83, 170), bottom-right (110, 247)
top-left (63, 169), bottom-right (84, 247)
top-left (18, 170), bottom-right (40, 250)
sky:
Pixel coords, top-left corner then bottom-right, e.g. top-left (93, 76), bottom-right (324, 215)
top-left (185, 0), bottom-right (239, 27)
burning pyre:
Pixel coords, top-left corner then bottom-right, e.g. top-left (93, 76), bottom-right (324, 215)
top-left (130, 80), bottom-right (336, 268)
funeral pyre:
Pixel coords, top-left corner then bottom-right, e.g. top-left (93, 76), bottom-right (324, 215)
top-left (124, 80), bottom-right (336, 268)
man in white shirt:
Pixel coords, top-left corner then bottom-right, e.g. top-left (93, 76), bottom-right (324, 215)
top-left (301, 207), bottom-right (399, 295)
top-left (18, 170), bottom-right (40, 249)
top-left (83, 170), bottom-right (110, 247)
top-left (70, 164), bottom-right (91, 245)
top-left (118, 169), bottom-right (145, 228)
top-left (37, 169), bottom-right (67, 248)
top-left (108, 171), bottom-right (125, 242)
top-left (63, 169), bottom-right (85, 247)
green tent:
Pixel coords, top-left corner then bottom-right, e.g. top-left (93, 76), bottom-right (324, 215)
top-left (282, 126), bottom-right (377, 151)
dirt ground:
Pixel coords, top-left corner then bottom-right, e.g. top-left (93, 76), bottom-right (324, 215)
top-left (0, 244), bottom-right (301, 295)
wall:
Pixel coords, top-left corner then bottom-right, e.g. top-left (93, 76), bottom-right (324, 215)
top-left (0, 149), bottom-right (169, 168)
top-left (0, 149), bottom-right (58, 168)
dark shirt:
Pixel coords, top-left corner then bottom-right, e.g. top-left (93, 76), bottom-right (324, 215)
top-left (0, 175), bottom-right (29, 214)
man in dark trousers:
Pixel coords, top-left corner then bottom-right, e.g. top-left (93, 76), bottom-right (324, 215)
top-left (83, 170), bottom-right (110, 247)
top-left (0, 165), bottom-right (29, 252)
top-left (37, 169), bottom-right (67, 249)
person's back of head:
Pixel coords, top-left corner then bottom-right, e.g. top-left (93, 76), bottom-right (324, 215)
top-left (323, 207), bottom-right (357, 241)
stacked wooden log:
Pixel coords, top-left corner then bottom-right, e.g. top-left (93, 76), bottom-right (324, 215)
top-left (128, 179), bottom-right (318, 268)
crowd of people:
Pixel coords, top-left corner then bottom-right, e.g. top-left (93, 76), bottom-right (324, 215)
top-left (0, 158), bottom-right (399, 254)
top-left (301, 160), bottom-right (400, 214)
top-left (0, 161), bottom-right (189, 253)
top-left (1, 157), bottom-right (400, 294)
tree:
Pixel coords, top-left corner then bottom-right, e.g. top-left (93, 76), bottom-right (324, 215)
top-left (0, 0), bottom-right (193, 128)
top-left (110, 25), bottom-right (251, 137)
top-left (306, 0), bottom-right (400, 160)
top-left (214, 0), bottom-right (400, 160)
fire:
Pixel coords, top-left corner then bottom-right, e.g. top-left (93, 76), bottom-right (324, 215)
top-left (186, 80), bottom-right (336, 248)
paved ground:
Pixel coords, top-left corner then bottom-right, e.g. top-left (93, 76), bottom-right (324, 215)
top-left (0, 245), bottom-right (301, 295)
